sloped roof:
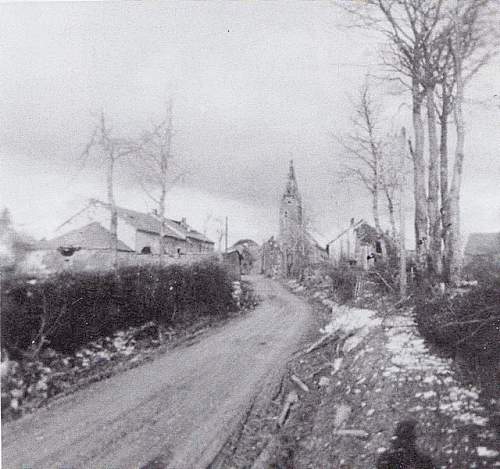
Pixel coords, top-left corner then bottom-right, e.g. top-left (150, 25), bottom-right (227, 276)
top-left (87, 200), bottom-right (213, 243)
top-left (40, 222), bottom-right (133, 251)
top-left (168, 219), bottom-right (214, 244)
top-left (327, 219), bottom-right (380, 246)
top-left (328, 219), bottom-right (365, 245)
top-left (305, 232), bottom-right (327, 252)
top-left (355, 222), bottom-right (380, 245)
top-left (465, 232), bottom-right (500, 256)
top-left (114, 205), bottom-right (184, 240)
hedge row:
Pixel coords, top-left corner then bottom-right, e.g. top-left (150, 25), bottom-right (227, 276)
top-left (1, 261), bottom-right (235, 355)
top-left (415, 280), bottom-right (500, 360)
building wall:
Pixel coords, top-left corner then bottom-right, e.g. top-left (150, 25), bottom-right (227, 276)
top-left (163, 236), bottom-right (187, 256)
top-left (55, 204), bottom-right (137, 252)
top-left (187, 238), bottom-right (214, 253)
top-left (135, 230), bottom-right (162, 254)
top-left (21, 249), bottom-right (217, 274)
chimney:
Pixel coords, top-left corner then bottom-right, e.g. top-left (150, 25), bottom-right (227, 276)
top-left (181, 217), bottom-right (188, 229)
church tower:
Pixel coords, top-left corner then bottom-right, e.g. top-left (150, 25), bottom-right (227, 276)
top-left (279, 160), bottom-right (303, 252)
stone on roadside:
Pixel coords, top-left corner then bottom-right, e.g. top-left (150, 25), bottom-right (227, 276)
top-left (319, 376), bottom-right (331, 387)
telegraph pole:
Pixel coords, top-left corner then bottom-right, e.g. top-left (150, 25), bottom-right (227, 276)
top-left (225, 216), bottom-right (228, 253)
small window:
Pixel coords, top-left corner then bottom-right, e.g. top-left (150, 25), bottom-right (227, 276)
top-left (284, 211), bottom-right (288, 218)
top-left (141, 246), bottom-right (151, 254)
top-left (375, 241), bottom-right (382, 254)
top-left (287, 200), bottom-right (292, 204)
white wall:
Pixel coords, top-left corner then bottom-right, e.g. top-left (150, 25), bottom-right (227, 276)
top-left (55, 204), bottom-right (137, 251)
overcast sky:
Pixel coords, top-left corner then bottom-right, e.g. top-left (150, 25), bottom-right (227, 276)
top-left (1, 1), bottom-right (499, 246)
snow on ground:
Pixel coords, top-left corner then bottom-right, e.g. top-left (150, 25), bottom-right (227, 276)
top-left (316, 295), bottom-right (498, 465)
top-left (384, 316), bottom-right (490, 429)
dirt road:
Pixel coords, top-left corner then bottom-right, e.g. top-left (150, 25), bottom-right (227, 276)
top-left (2, 276), bottom-right (312, 469)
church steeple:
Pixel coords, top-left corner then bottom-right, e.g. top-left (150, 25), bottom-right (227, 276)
top-left (284, 160), bottom-right (300, 200)
top-left (279, 159), bottom-right (303, 245)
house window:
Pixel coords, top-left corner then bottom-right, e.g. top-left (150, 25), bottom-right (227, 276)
top-left (284, 210), bottom-right (288, 218)
top-left (375, 241), bottom-right (382, 254)
top-left (141, 246), bottom-right (151, 254)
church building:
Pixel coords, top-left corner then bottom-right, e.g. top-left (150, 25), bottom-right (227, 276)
top-left (262, 161), bottom-right (327, 278)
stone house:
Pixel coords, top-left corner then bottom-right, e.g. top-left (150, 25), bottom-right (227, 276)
top-left (327, 218), bottom-right (383, 270)
top-left (54, 199), bottom-right (214, 257)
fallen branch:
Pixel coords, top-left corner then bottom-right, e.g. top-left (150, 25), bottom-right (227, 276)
top-left (394, 294), bottom-right (412, 307)
top-left (302, 332), bottom-right (339, 355)
top-left (369, 271), bottom-right (395, 292)
top-left (277, 391), bottom-right (299, 428)
top-left (440, 316), bottom-right (499, 328)
top-left (334, 429), bottom-right (369, 439)
top-left (290, 374), bottom-right (309, 393)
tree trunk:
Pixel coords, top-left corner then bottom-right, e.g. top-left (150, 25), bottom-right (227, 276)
top-left (399, 127), bottom-right (407, 299)
top-left (412, 79), bottom-right (429, 282)
top-left (439, 88), bottom-right (451, 281)
top-left (372, 187), bottom-right (382, 235)
top-left (107, 154), bottom-right (118, 271)
top-left (158, 151), bottom-right (167, 265)
top-left (448, 15), bottom-right (466, 286)
top-left (426, 86), bottom-right (442, 279)
top-left (159, 185), bottom-right (166, 265)
top-left (384, 186), bottom-right (397, 241)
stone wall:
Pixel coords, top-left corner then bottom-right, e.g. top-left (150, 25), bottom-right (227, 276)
top-left (20, 249), bottom-right (217, 275)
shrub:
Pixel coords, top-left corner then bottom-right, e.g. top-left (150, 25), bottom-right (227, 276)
top-left (1, 260), bottom-right (235, 356)
top-left (323, 264), bottom-right (358, 303)
top-left (462, 256), bottom-right (500, 286)
top-left (414, 280), bottom-right (500, 360)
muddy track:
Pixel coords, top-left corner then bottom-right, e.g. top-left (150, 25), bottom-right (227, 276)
top-left (2, 275), bottom-right (313, 469)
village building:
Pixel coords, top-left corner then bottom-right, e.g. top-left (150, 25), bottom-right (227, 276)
top-left (464, 232), bottom-right (500, 265)
top-left (327, 218), bottom-right (383, 270)
top-left (53, 199), bottom-right (214, 257)
top-left (40, 222), bottom-right (134, 254)
top-left (262, 161), bottom-right (327, 277)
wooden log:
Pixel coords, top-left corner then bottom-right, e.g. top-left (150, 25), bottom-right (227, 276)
top-left (303, 332), bottom-right (339, 355)
top-left (277, 391), bottom-right (299, 428)
top-left (290, 374), bottom-right (309, 393)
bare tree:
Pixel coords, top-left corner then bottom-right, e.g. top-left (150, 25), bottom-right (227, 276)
top-left (341, 0), bottom-right (444, 278)
top-left (82, 112), bottom-right (136, 270)
top-left (442, 0), bottom-right (498, 284)
top-left (342, 0), bottom-right (498, 285)
top-left (132, 101), bottom-right (186, 264)
top-left (337, 81), bottom-right (384, 234)
top-left (336, 81), bottom-right (401, 241)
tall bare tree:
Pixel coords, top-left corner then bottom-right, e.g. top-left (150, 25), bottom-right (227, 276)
top-left (341, 0), bottom-right (446, 279)
top-left (132, 101), bottom-right (185, 264)
top-left (337, 81), bottom-right (384, 234)
top-left (442, 0), bottom-right (498, 284)
top-left (82, 112), bottom-right (135, 270)
top-left (342, 0), bottom-right (498, 284)
top-left (337, 81), bottom-right (401, 241)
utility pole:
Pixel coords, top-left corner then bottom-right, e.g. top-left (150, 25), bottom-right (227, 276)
top-left (399, 127), bottom-right (407, 298)
top-left (225, 216), bottom-right (228, 253)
